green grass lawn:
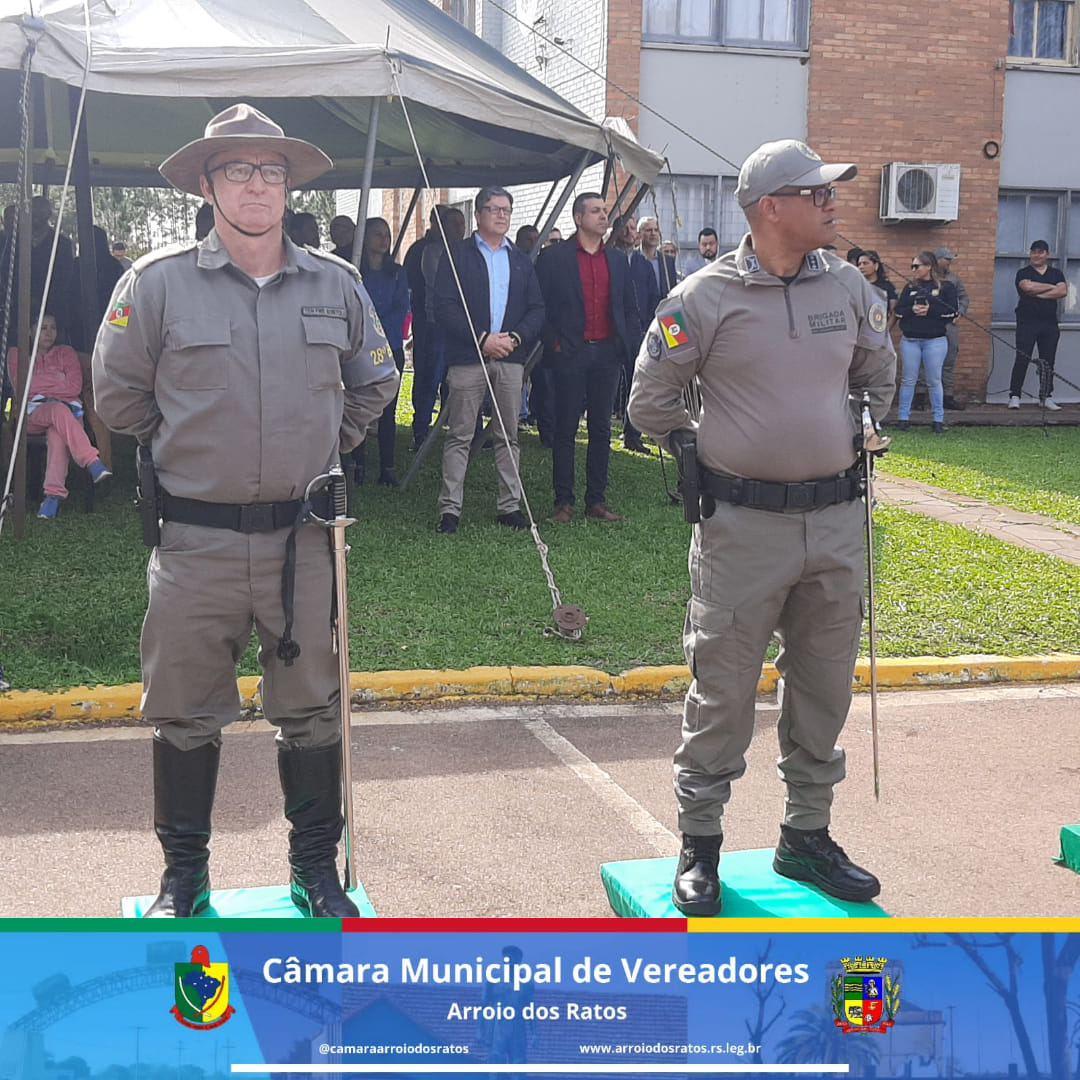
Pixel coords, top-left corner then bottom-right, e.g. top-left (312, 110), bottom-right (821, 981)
top-left (2, 420), bottom-right (1080, 691)
top-left (884, 426), bottom-right (1080, 525)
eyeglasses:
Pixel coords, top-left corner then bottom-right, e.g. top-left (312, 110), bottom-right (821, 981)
top-left (911, 263), bottom-right (926, 269)
top-left (480, 205), bottom-right (513, 217)
top-left (208, 161), bottom-right (289, 185)
top-left (769, 185), bottom-right (836, 208)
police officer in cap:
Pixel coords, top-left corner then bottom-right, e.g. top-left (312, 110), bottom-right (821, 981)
top-left (628, 139), bottom-right (895, 916)
top-left (93, 104), bottom-right (399, 918)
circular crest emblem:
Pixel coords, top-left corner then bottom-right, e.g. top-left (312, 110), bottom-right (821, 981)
top-left (646, 330), bottom-right (662, 359)
top-left (868, 301), bottom-right (887, 334)
top-left (369, 305), bottom-right (385, 338)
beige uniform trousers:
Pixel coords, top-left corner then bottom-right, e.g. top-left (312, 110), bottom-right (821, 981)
top-left (676, 497), bottom-right (865, 834)
top-left (438, 360), bottom-right (523, 517)
top-left (141, 521), bottom-right (341, 752)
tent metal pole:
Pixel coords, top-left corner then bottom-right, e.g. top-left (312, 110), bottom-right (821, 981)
top-left (600, 153), bottom-right (614, 200)
top-left (11, 70), bottom-right (34, 539)
top-left (68, 86), bottom-right (110, 471)
top-left (607, 175), bottom-right (636, 223)
top-left (532, 150), bottom-right (591, 263)
top-left (351, 95), bottom-right (382, 268)
top-left (391, 185), bottom-right (421, 261)
top-left (531, 178), bottom-right (559, 230)
top-left (623, 182), bottom-right (651, 223)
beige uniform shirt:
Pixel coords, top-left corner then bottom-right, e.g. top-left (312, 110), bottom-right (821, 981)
top-left (92, 231), bottom-right (399, 504)
top-left (628, 235), bottom-right (895, 482)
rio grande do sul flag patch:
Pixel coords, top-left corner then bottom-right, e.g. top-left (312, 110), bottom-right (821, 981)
top-left (107, 303), bottom-right (130, 328)
top-left (659, 311), bottom-right (689, 349)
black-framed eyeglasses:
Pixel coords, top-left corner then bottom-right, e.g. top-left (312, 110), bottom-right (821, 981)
top-left (769, 185), bottom-right (836, 208)
top-left (480, 205), bottom-right (513, 217)
top-left (911, 263), bottom-right (925, 269)
top-left (208, 161), bottom-right (289, 185)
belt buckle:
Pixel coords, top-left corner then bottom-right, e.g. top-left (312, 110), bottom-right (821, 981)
top-left (237, 503), bottom-right (275, 533)
top-left (786, 483), bottom-right (813, 509)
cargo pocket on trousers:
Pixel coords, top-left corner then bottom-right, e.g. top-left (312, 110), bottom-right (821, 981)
top-left (683, 597), bottom-right (735, 685)
top-left (302, 315), bottom-right (348, 390)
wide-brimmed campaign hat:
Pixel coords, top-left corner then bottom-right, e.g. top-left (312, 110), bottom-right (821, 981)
top-left (735, 139), bottom-right (857, 208)
top-left (159, 103), bottom-right (333, 196)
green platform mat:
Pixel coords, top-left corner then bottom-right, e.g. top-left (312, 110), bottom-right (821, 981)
top-left (121, 884), bottom-right (376, 919)
top-left (1054, 825), bottom-right (1080, 873)
top-left (601, 848), bottom-right (889, 919)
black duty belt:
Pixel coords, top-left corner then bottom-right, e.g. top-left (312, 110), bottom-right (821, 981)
top-left (161, 491), bottom-right (331, 533)
top-left (700, 468), bottom-right (862, 512)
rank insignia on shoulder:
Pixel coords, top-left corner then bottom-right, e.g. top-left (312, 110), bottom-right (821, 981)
top-left (107, 303), bottom-right (130, 328)
top-left (805, 251), bottom-right (822, 272)
top-left (868, 301), bottom-right (887, 334)
top-left (659, 311), bottom-right (690, 349)
top-left (742, 253), bottom-right (760, 274)
top-left (646, 329), bottom-right (662, 359)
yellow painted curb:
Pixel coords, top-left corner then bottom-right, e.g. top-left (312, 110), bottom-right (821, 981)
top-left (1, 655), bottom-right (1079, 727)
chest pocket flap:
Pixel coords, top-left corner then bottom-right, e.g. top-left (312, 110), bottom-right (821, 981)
top-left (165, 316), bottom-right (231, 390)
top-left (302, 314), bottom-right (349, 349)
top-left (302, 314), bottom-right (348, 390)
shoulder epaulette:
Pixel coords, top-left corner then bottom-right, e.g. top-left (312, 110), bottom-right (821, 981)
top-left (305, 246), bottom-right (363, 279)
top-left (130, 241), bottom-right (198, 274)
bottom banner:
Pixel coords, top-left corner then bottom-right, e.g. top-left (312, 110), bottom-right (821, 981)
top-left (1, 921), bottom-right (1077, 1078)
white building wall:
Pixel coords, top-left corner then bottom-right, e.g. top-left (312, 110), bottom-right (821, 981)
top-left (478, 0), bottom-right (609, 239)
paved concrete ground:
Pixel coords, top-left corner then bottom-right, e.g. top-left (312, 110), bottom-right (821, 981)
top-left (1, 683), bottom-right (1077, 920)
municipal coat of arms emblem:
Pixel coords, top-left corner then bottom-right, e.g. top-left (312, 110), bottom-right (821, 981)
top-left (831, 956), bottom-right (900, 1034)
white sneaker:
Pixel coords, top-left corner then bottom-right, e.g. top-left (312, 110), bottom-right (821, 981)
top-left (1042, 397), bottom-right (1061, 411)
top-left (1008, 396), bottom-right (1020, 409)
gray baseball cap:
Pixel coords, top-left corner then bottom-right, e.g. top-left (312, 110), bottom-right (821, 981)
top-left (735, 139), bottom-right (857, 209)
top-left (933, 246), bottom-right (958, 260)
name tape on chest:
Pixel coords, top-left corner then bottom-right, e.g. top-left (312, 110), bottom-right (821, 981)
top-left (301, 306), bottom-right (346, 318)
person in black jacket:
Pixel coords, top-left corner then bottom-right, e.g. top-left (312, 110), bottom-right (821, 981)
top-left (894, 250), bottom-right (958, 433)
top-left (433, 186), bottom-right (545, 534)
top-left (536, 193), bottom-right (641, 522)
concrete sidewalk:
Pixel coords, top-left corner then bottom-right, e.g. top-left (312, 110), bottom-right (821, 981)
top-left (876, 471), bottom-right (1080, 566)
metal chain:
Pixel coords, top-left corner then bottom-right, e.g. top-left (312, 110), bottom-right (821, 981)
top-left (391, 68), bottom-right (585, 640)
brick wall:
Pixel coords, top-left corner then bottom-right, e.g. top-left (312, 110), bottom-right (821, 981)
top-left (807, 1), bottom-right (1010, 400)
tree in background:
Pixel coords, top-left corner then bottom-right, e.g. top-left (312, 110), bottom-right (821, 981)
top-left (0, 183), bottom-right (339, 259)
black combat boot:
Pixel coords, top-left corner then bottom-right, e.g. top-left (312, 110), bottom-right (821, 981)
top-left (772, 824), bottom-right (880, 902)
top-left (278, 743), bottom-right (359, 917)
top-left (143, 736), bottom-right (220, 918)
top-left (671, 833), bottom-right (723, 916)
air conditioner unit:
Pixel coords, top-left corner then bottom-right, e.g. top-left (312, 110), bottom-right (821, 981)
top-left (879, 163), bottom-right (961, 223)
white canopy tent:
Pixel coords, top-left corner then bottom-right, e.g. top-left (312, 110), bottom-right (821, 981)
top-left (0, 0), bottom-right (664, 188)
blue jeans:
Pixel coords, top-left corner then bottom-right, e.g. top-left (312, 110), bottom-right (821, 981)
top-left (898, 336), bottom-right (947, 422)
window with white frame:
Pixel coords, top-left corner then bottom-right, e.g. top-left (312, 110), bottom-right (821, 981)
top-left (649, 174), bottom-right (716, 263)
top-left (994, 190), bottom-right (1079, 320)
top-left (643, 0), bottom-right (809, 49)
top-left (718, 177), bottom-right (748, 248)
top-left (1008, 0), bottom-right (1076, 63)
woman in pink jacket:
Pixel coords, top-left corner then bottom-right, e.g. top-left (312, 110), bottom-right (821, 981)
top-left (8, 312), bottom-right (111, 518)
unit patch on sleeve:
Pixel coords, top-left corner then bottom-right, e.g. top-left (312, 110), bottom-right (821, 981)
top-left (659, 311), bottom-right (690, 349)
top-left (107, 304), bottom-right (130, 328)
top-left (868, 301), bottom-right (887, 334)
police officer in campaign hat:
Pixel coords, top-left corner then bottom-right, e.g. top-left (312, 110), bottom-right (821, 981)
top-left (628, 139), bottom-right (896, 916)
top-left (93, 104), bottom-right (399, 918)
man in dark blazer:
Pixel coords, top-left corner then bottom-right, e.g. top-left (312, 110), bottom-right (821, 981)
top-left (434, 186), bottom-right (545, 534)
top-left (638, 215), bottom-right (678, 295)
top-left (536, 192), bottom-right (641, 522)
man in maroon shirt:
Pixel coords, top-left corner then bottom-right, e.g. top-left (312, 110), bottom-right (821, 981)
top-left (535, 193), bottom-right (641, 522)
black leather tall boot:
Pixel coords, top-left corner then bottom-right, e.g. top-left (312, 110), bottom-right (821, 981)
top-left (278, 743), bottom-right (359, 918)
top-left (143, 736), bottom-right (220, 918)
